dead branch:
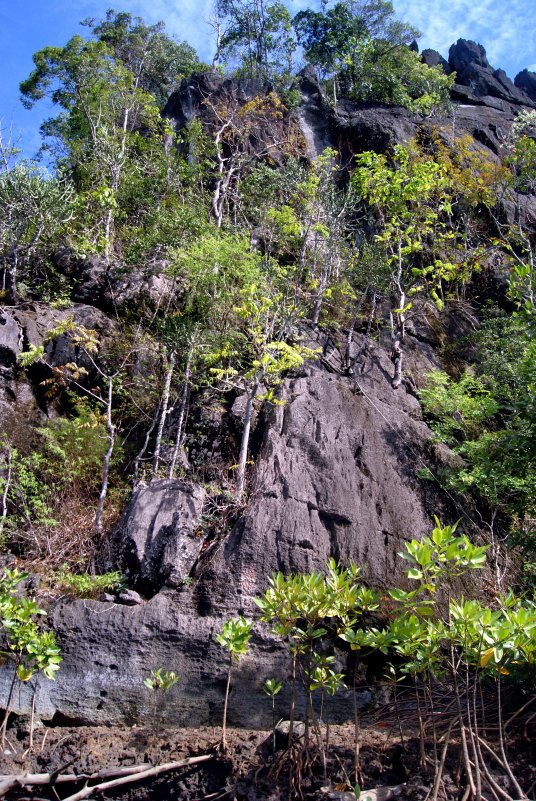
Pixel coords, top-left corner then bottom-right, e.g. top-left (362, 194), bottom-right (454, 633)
top-left (0, 753), bottom-right (213, 799)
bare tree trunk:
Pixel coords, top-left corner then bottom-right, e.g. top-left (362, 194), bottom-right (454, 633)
top-left (391, 246), bottom-right (406, 390)
top-left (0, 445), bottom-right (12, 542)
top-left (221, 655), bottom-right (232, 752)
top-left (132, 404), bottom-right (161, 488)
top-left (235, 374), bottom-right (261, 498)
top-left (345, 286), bottom-right (369, 373)
top-left (153, 351), bottom-right (175, 475)
top-left (168, 348), bottom-right (193, 479)
top-left (95, 376), bottom-right (114, 539)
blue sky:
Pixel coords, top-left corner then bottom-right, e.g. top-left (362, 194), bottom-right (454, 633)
top-left (1, 0), bottom-right (535, 161)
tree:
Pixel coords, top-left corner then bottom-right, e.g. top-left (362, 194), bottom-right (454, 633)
top-left (0, 163), bottom-right (73, 303)
top-left (352, 145), bottom-right (450, 387)
top-left (84, 9), bottom-right (204, 108)
top-left (20, 31), bottom-right (164, 260)
top-left (294, 0), bottom-right (454, 110)
top-left (214, 0), bottom-right (296, 82)
top-left (0, 568), bottom-right (61, 748)
top-left (216, 616), bottom-right (253, 750)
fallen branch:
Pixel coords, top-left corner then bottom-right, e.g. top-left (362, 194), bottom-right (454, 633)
top-left (0, 754), bottom-right (213, 799)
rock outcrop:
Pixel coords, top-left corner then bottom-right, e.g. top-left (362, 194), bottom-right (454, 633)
top-left (448, 39), bottom-right (533, 109)
top-left (104, 479), bottom-right (207, 594)
top-left (515, 69), bottom-right (536, 103)
top-left (2, 48), bottom-right (533, 729)
top-left (3, 331), bottom-right (461, 727)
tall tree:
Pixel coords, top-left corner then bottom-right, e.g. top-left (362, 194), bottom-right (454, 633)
top-left (84, 10), bottom-right (204, 108)
top-left (214, 0), bottom-right (296, 82)
top-left (0, 164), bottom-right (73, 303)
top-left (294, 0), bottom-right (452, 110)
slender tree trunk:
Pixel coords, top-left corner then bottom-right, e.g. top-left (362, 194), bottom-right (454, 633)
top-left (235, 374), bottom-right (261, 498)
top-left (0, 667), bottom-right (19, 748)
top-left (0, 446), bottom-right (12, 542)
top-left (132, 404), bottom-right (161, 488)
top-left (221, 655), bottom-right (232, 752)
top-left (352, 659), bottom-right (362, 785)
top-left (168, 349), bottom-right (193, 479)
top-left (153, 352), bottom-right (175, 475)
top-left (391, 244), bottom-right (406, 389)
top-left (345, 286), bottom-right (369, 373)
top-left (95, 376), bottom-right (114, 539)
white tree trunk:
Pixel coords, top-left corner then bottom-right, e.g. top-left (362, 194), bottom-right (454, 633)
top-left (235, 375), bottom-right (261, 499)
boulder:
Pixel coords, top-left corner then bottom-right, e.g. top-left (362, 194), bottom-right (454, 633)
top-left (162, 72), bottom-right (299, 167)
top-left (330, 102), bottom-right (419, 158)
top-left (163, 72), bottom-right (268, 131)
top-left (105, 479), bottom-right (206, 593)
top-left (421, 49), bottom-right (451, 75)
top-left (515, 69), bottom-right (536, 102)
top-left (52, 250), bottom-right (176, 313)
top-left (0, 311), bottom-right (22, 369)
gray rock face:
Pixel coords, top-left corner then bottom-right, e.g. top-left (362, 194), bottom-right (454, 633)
top-left (5, 334), bottom-right (461, 728)
top-left (448, 39), bottom-right (533, 108)
top-left (105, 479), bottom-right (207, 593)
top-left (515, 69), bottom-right (536, 102)
top-left (0, 304), bottom-right (116, 434)
top-left (52, 250), bottom-right (176, 313)
top-left (330, 102), bottom-right (419, 157)
top-left (421, 49), bottom-right (451, 75)
top-left (195, 349), bottom-right (454, 619)
top-left (0, 311), bottom-right (22, 369)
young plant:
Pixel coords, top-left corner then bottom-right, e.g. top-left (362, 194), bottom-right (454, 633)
top-left (0, 568), bottom-right (61, 747)
top-left (52, 566), bottom-right (124, 598)
top-left (144, 668), bottom-right (180, 726)
top-left (263, 677), bottom-right (283, 752)
top-left (216, 616), bottom-right (253, 750)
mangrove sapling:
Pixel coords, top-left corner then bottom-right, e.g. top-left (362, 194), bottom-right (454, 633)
top-left (331, 561), bottom-right (381, 785)
top-left (263, 678), bottom-right (283, 752)
top-left (308, 652), bottom-right (345, 781)
top-left (0, 569), bottom-right (61, 749)
top-left (216, 616), bottom-right (253, 751)
top-left (143, 669), bottom-right (180, 726)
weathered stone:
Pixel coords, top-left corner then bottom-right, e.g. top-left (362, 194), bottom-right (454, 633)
top-left (105, 479), bottom-right (206, 593)
top-left (163, 72), bottom-right (301, 167)
top-left (274, 720), bottom-right (306, 747)
top-left (117, 588), bottom-right (143, 605)
top-left (195, 354), bottom-right (455, 625)
top-left (421, 49), bottom-right (451, 75)
top-left (515, 69), bottom-right (536, 102)
top-left (0, 311), bottom-right (22, 368)
top-left (330, 102), bottom-right (418, 157)
top-left (448, 39), bottom-right (533, 108)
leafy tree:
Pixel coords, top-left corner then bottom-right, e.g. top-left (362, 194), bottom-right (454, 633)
top-left (353, 145), bottom-right (450, 387)
top-left (0, 163), bottom-right (73, 302)
top-left (215, 0), bottom-right (296, 82)
top-left (84, 9), bottom-right (204, 107)
top-left (294, 0), bottom-right (452, 109)
top-left (419, 311), bottom-right (536, 585)
top-left (20, 32), bottom-right (164, 260)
